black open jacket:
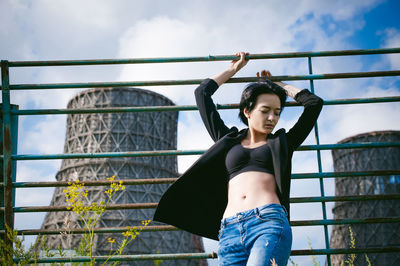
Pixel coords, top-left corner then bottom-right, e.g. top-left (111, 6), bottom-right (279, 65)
top-left (154, 79), bottom-right (323, 240)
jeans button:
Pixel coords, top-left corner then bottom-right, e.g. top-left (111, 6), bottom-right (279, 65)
top-left (237, 214), bottom-right (242, 219)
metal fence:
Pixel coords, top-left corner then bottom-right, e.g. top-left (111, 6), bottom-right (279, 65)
top-left (1, 48), bottom-right (400, 265)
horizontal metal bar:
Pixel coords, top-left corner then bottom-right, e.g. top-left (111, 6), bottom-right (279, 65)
top-left (14, 104), bottom-right (199, 116)
top-left (292, 170), bottom-right (400, 180)
top-left (7, 70), bottom-right (400, 90)
top-left (3, 194), bottom-right (398, 213)
top-left (11, 96), bottom-right (400, 116)
top-left (10, 225), bottom-right (179, 236)
top-left (291, 194), bottom-right (400, 203)
top-left (10, 149), bottom-right (203, 160)
top-left (16, 246), bottom-right (400, 263)
top-left (291, 247), bottom-right (400, 256)
top-left (19, 252), bottom-right (218, 263)
top-left (12, 177), bottom-right (178, 188)
top-left (9, 170), bottom-right (399, 188)
top-left (6, 217), bottom-right (399, 236)
top-left (291, 217), bottom-right (400, 226)
top-left (7, 48), bottom-right (400, 67)
top-left (8, 203), bottom-right (158, 213)
top-left (6, 142), bottom-right (400, 161)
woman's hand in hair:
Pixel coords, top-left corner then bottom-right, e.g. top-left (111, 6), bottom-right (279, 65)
top-left (256, 69), bottom-right (272, 79)
top-left (257, 69), bottom-right (301, 98)
top-left (211, 51), bottom-right (249, 86)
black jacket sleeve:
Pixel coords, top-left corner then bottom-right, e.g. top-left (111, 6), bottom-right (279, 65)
top-left (286, 89), bottom-right (324, 150)
top-left (195, 79), bottom-right (230, 142)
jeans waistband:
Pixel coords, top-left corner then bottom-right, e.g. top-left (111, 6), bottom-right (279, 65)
top-left (221, 203), bottom-right (287, 227)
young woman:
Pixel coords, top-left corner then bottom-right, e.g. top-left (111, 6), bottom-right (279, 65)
top-left (154, 52), bottom-right (323, 265)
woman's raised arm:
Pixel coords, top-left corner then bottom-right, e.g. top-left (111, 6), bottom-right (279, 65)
top-left (257, 69), bottom-right (323, 150)
top-left (194, 52), bottom-right (249, 142)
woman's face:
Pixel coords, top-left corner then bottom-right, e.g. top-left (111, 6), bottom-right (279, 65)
top-left (244, 93), bottom-right (281, 135)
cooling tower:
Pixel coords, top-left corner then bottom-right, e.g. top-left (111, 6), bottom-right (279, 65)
top-left (40, 87), bottom-right (207, 266)
top-left (330, 131), bottom-right (400, 266)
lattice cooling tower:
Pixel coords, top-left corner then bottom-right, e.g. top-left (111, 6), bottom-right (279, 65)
top-left (40, 87), bottom-right (207, 266)
top-left (329, 131), bottom-right (400, 266)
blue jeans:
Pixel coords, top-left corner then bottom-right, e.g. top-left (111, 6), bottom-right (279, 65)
top-left (217, 203), bottom-right (292, 266)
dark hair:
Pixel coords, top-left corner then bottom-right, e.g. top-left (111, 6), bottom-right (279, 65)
top-left (238, 80), bottom-right (287, 126)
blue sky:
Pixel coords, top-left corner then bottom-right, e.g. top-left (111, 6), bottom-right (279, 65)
top-left (1, 0), bottom-right (399, 265)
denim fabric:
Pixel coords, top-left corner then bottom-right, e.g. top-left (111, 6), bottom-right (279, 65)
top-left (217, 203), bottom-right (292, 266)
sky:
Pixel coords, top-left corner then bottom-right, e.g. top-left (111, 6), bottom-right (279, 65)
top-left (1, 0), bottom-right (400, 265)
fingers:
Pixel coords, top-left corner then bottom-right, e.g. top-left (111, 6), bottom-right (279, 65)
top-left (234, 51), bottom-right (249, 61)
top-left (237, 51), bottom-right (248, 62)
top-left (256, 70), bottom-right (272, 79)
top-left (231, 51), bottom-right (249, 72)
top-left (261, 70), bottom-right (271, 78)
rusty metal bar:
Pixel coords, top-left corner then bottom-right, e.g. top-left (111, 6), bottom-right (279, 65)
top-left (0, 106), bottom-right (3, 230)
top-left (15, 246), bottom-right (400, 263)
top-left (5, 141), bottom-right (400, 161)
top-left (11, 96), bottom-right (400, 116)
top-left (8, 170), bottom-right (399, 188)
top-left (18, 252), bottom-right (218, 263)
top-left (11, 177), bottom-right (177, 188)
top-left (1, 60), bottom-right (14, 256)
top-left (5, 217), bottom-right (398, 236)
top-left (290, 194), bottom-right (400, 203)
top-left (291, 170), bottom-right (400, 179)
top-left (9, 202), bottom-right (157, 213)
top-left (13, 225), bottom-right (179, 235)
top-left (7, 70), bottom-right (400, 90)
top-left (4, 194), bottom-right (398, 213)
top-left (291, 247), bottom-right (400, 256)
top-left (7, 47), bottom-right (400, 67)
top-left (290, 217), bottom-right (400, 227)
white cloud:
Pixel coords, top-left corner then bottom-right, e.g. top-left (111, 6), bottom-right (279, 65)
top-left (117, 16), bottom-right (235, 104)
top-left (320, 85), bottom-right (400, 144)
top-left (177, 112), bottom-right (214, 172)
top-left (380, 27), bottom-right (400, 69)
top-left (21, 115), bottom-right (66, 154)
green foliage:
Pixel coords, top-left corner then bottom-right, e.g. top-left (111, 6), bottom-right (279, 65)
top-left (0, 224), bottom-right (41, 265)
top-left (153, 250), bottom-right (163, 266)
top-left (307, 236), bottom-right (320, 266)
top-left (341, 226), bottom-right (372, 266)
top-left (304, 226), bottom-right (373, 266)
top-left (343, 226), bottom-right (357, 266)
top-left (288, 257), bottom-right (298, 266)
top-left (1, 176), bottom-right (153, 265)
top-left (62, 177), bottom-right (152, 265)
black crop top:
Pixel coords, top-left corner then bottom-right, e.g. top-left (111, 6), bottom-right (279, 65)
top-left (225, 143), bottom-right (274, 180)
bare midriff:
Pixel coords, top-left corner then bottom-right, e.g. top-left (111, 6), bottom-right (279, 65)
top-left (222, 171), bottom-right (280, 218)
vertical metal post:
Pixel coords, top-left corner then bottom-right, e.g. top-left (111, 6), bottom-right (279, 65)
top-left (308, 57), bottom-right (331, 266)
top-left (0, 106), bottom-right (3, 231)
top-left (1, 60), bottom-right (14, 251)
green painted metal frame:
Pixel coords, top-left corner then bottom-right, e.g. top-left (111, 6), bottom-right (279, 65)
top-left (1, 48), bottom-right (400, 264)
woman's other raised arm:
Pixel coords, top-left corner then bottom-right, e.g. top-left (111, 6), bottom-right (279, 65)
top-left (258, 70), bottom-right (323, 150)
